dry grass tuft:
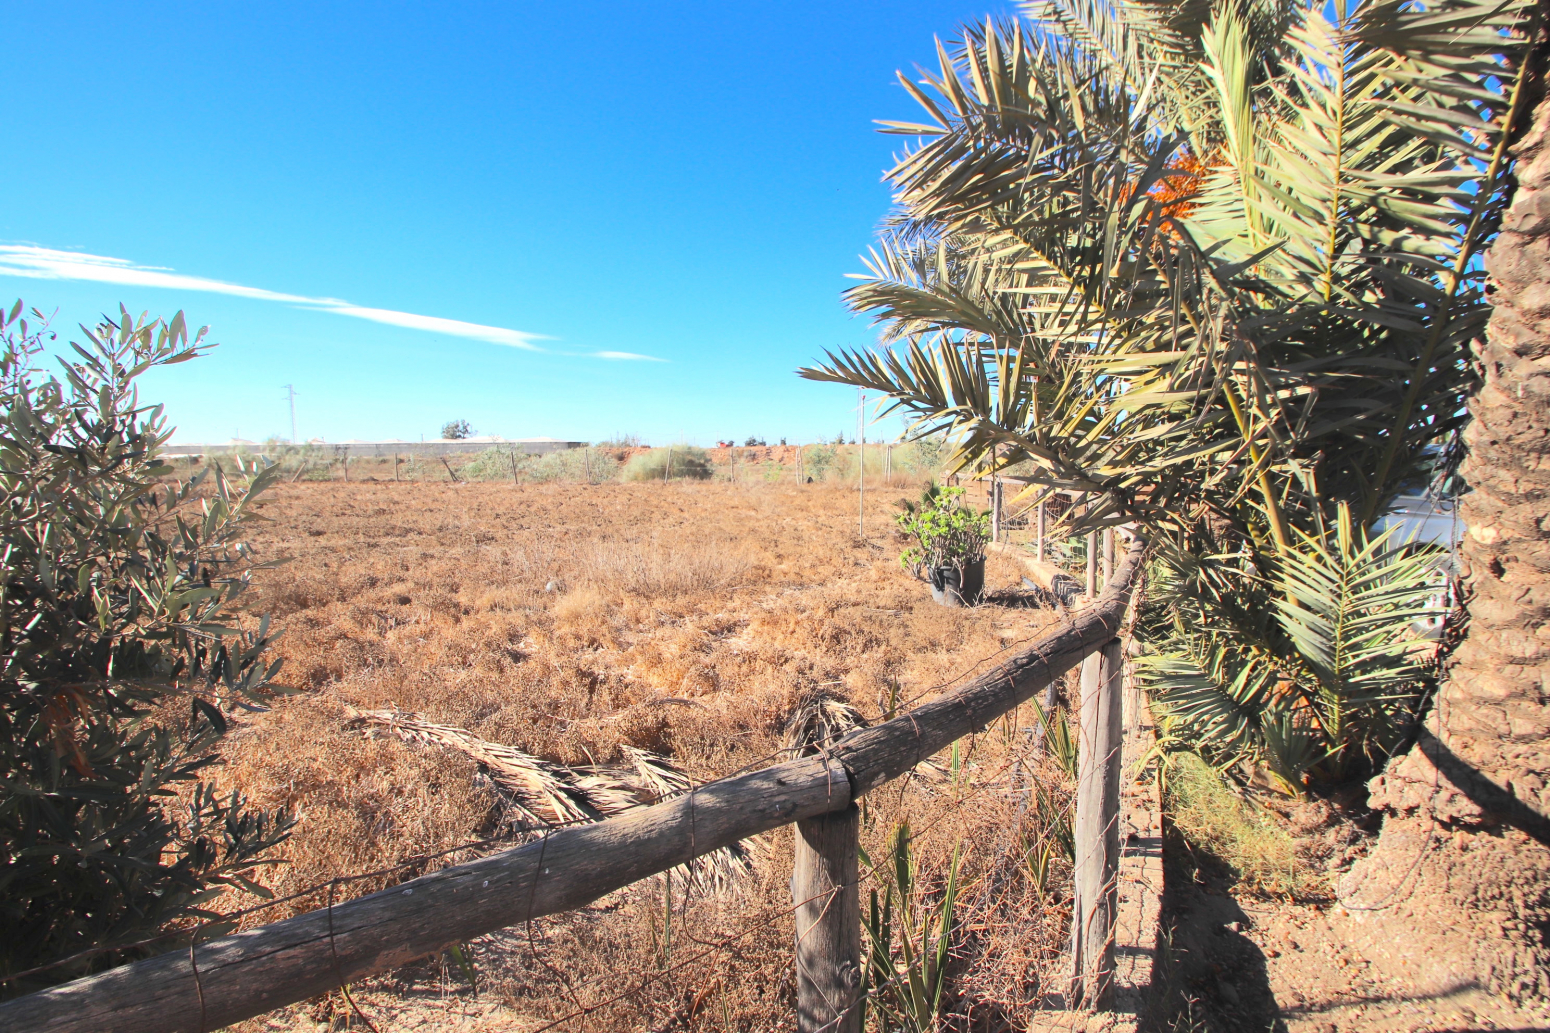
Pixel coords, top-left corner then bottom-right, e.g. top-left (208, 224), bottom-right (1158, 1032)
top-left (1165, 751), bottom-right (1308, 896)
top-left (578, 537), bottom-right (751, 598)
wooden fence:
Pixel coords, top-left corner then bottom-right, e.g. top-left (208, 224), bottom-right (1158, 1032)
top-left (0, 537), bottom-right (1145, 1033)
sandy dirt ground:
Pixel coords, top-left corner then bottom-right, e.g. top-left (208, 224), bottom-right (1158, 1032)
top-left (1153, 821), bottom-right (1550, 1033)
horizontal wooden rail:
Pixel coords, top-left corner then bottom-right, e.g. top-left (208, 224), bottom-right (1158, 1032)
top-left (0, 538), bottom-right (1144, 1033)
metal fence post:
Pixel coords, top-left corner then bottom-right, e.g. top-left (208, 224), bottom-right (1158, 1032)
top-left (793, 805), bottom-right (862, 1033)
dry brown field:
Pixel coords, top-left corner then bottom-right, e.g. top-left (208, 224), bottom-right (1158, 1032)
top-left (217, 479), bottom-right (1078, 1032)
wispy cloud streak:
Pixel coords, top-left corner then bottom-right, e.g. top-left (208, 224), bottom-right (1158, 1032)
top-left (594, 350), bottom-right (667, 362)
top-left (0, 245), bottom-right (551, 351)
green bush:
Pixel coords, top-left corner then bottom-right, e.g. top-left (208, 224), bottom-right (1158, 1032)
top-left (620, 447), bottom-right (712, 482)
top-left (894, 485), bottom-right (990, 577)
top-left (801, 444), bottom-right (838, 481)
top-left (527, 447), bottom-right (616, 483)
top-left (0, 303), bottom-right (291, 994)
top-left (459, 446), bottom-right (521, 481)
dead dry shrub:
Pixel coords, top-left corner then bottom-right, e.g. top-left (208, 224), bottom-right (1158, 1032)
top-left (579, 537), bottom-right (750, 598)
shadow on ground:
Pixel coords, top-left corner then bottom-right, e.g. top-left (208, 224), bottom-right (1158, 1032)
top-left (1141, 821), bottom-right (1286, 1033)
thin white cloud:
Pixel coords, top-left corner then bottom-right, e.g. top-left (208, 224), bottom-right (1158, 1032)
top-left (322, 305), bottom-right (544, 350)
top-left (594, 350), bottom-right (667, 362)
top-left (0, 245), bottom-right (548, 351)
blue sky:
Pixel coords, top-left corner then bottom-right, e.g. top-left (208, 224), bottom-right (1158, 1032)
top-left (1, 1), bottom-right (1015, 446)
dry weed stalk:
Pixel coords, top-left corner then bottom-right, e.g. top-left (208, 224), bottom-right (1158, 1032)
top-left (345, 706), bottom-right (759, 895)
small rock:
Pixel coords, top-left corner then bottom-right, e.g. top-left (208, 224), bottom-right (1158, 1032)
top-left (1219, 980), bottom-right (1241, 1005)
top-left (1225, 920), bottom-right (1242, 933)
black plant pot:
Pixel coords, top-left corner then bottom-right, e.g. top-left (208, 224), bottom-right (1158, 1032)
top-left (929, 558), bottom-right (985, 607)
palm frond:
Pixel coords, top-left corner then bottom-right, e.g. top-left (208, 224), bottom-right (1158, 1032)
top-left (346, 707), bottom-right (761, 896)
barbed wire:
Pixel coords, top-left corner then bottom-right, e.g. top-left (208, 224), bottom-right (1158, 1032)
top-left (271, 714), bottom-right (1075, 1033)
top-left (7, 538), bottom-right (1118, 1033)
top-left (0, 809), bottom-right (605, 987)
top-left (497, 738), bottom-right (1083, 1033)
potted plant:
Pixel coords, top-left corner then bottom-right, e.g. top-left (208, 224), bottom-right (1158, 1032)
top-left (895, 485), bottom-right (991, 606)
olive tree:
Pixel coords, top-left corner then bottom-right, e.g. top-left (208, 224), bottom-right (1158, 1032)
top-left (0, 302), bottom-right (290, 994)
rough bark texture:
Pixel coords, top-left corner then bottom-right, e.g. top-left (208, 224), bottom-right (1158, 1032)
top-left (1338, 92), bottom-right (1550, 1004)
top-left (793, 806), bottom-right (862, 1033)
top-left (1070, 639), bottom-right (1123, 1009)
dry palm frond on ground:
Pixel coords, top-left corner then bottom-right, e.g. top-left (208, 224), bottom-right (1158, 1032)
top-left (781, 690), bottom-right (867, 757)
top-left (346, 705), bottom-right (760, 896)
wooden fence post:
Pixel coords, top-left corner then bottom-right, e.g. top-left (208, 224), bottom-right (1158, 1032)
top-left (1036, 500), bottom-right (1046, 562)
top-left (1086, 529), bottom-right (1098, 597)
top-left (1070, 636), bottom-right (1124, 1009)
top-left (793, 805), bottom-right (862, 1033)
top-left (665, 445), bottom-right (673, 482)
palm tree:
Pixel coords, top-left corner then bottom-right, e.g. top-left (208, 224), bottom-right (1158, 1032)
top-left (808, 0), bottom-right (1523, 535)
top-left (802, 0), bottom-right (1548, 1001)
top-left (1338, 24), bottom-right (1550, 999)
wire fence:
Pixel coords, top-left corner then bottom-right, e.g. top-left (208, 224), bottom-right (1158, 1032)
top-left (175, 441), bottom-right (948, 490)
top-left (1, 532), bottom-right (1144, 1033)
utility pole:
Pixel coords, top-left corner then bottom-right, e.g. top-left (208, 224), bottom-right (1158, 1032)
top-left (857, 388), bottom-right (865, 538)
top-left (283, 384), bottom-right (298, 443)
top-left (991, 445), bottom-right (1001, 543)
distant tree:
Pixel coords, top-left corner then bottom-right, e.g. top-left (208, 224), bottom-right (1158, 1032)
top-left (743, 436), bottom-right (766, 447)
top-left (441, 419), bottom-right (471, 440)
top-left (0, 302), bottom-right (291, 994)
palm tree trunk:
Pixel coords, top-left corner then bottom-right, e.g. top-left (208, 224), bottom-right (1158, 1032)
top-left (1338, 77), bottom-right (1550, 1003)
